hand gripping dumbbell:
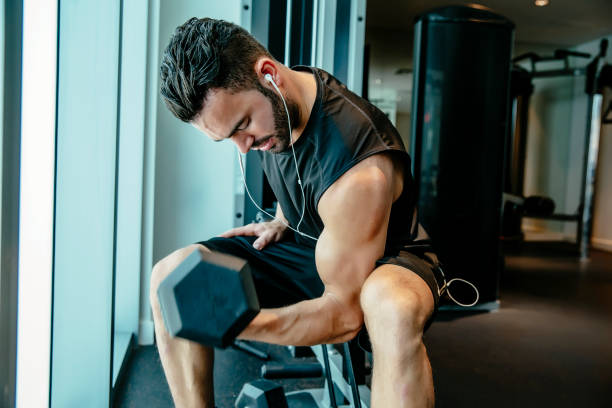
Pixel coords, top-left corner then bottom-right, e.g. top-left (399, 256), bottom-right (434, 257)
top-left (156, 248), bottom-right (260, 348)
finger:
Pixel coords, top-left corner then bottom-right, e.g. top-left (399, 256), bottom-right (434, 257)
top-left (219, 223), bottom-right (258, 238)
top-left (252, 233), bottom-right (271, 250)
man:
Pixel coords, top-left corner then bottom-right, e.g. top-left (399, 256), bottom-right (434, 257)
top-left (150, 17), bottom-right (443, 408)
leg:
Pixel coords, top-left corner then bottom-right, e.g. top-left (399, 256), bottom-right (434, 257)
top-left (360, 263), bottom-right (436, 408)
top-left (150, 244), bottom-right (215, 408)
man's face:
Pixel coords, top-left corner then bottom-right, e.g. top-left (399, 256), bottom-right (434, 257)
top-left (192, 83), bottom-right (298, 154)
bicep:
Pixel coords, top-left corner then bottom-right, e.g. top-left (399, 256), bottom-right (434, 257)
top-left (315, 164), bottom-right (395, 305)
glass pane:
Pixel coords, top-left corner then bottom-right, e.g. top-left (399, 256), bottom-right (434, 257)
top-left (51, 1), bottom-right (120, 405)
top-left (112, 0), bottom-right (149, 390)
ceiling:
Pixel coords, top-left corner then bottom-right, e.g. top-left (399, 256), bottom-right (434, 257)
top-left (364, 0), bottom-right (612, 113)
top-left (366, 0), bottom-right (612, 47)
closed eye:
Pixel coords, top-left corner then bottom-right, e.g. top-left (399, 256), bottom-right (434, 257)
top-left (220, 117), bottom-right (250, 142)
top-left (237, 117), bottom-right (250, 132)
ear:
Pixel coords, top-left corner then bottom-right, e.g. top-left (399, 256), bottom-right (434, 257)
top-left (255, 57), bottom-right (281, 89)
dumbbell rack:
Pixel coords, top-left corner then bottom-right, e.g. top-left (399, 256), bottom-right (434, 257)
top-left (237, 344), bottom-right (371, 408)
top-left (282, 346), bottom-right (370, 408)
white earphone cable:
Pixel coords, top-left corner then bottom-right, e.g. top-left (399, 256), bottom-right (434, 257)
top-left (435, 265), bottom-right (480, 307)
top-left (237, 73), bottom-right (316, 241)
top-left (237, 151), bottom-right (318, 241)
top-left (266, 75), bottom-right (308, 232)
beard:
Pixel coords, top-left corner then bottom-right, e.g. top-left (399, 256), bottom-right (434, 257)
top-left (254, 82), bottom-right (300, 153)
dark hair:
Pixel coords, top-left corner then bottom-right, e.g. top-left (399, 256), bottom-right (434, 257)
top-left (160, 18), bottom-right (271, 122)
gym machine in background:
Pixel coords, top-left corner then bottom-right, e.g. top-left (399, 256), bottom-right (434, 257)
top-left (502, 39), bottom-right (611, 259)
top-left (410, 6), bottom-right (514, 308)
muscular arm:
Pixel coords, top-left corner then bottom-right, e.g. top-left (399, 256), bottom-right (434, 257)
top-left (238, 155), bottom-right (398, 345)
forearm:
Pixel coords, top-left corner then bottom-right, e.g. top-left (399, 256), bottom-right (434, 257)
top-left (274, 203), bottom-right (289, 225)
top-left (237, 293), bottom-right (363, 346)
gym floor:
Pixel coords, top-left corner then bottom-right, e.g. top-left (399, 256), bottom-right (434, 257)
top-left (114, 243), bottom-right (612, 407)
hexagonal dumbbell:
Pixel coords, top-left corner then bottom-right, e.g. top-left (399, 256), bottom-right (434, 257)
top-left (157, 248), bottom-right (260, 348)
top-left (235, 379), bottom-right (288, 408)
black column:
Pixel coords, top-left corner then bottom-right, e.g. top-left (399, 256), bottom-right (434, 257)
top-left (411, 6), bottom-right (514, 305)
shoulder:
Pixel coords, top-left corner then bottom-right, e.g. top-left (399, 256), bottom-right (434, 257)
top-left (326, 154), bottom-right (394, 195)
top-left (317, 153), bottom-right (403, 224)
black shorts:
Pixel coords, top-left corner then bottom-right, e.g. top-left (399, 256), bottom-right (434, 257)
top-left (199, 235), bottom-right (442, 350)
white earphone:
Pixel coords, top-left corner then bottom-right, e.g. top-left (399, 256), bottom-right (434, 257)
top-left (236, 72), bottom-right (317, 241)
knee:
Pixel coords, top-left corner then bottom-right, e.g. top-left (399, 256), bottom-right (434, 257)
top-left (149, 244), bottom-right (209, 309)
top-left (360, 273), bottom-right (432, 338)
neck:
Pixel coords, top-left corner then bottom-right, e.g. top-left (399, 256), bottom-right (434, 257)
top-left (283, 68), bottom-right (317, 141)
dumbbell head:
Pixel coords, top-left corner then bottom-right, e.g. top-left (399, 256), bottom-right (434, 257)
top-left (157, 249), bottom-right (260, 348)
top-left (235, 380), bottom-right (288, 408)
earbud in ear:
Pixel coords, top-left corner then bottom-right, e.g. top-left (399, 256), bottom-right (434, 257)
top-left (265, 73), bottom-right (281, 91)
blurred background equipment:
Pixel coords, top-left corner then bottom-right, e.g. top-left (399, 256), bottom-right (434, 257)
top-left (502, 39), bottom-right (611, 259)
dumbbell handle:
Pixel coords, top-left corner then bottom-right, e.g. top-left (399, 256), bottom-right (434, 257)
top-left (261, 362), bottom-right (323, 379)
top-left (232, 340), bottom-right (270, 360)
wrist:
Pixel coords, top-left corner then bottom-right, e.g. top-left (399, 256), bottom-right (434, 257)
top-left (271, 217), bottom-right (288, 229)
top-left (270, 219), bottom-right (291, 239)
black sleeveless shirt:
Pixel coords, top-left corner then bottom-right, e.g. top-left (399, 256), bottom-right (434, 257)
top-left (258, 67), bottom-right (430, 252)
